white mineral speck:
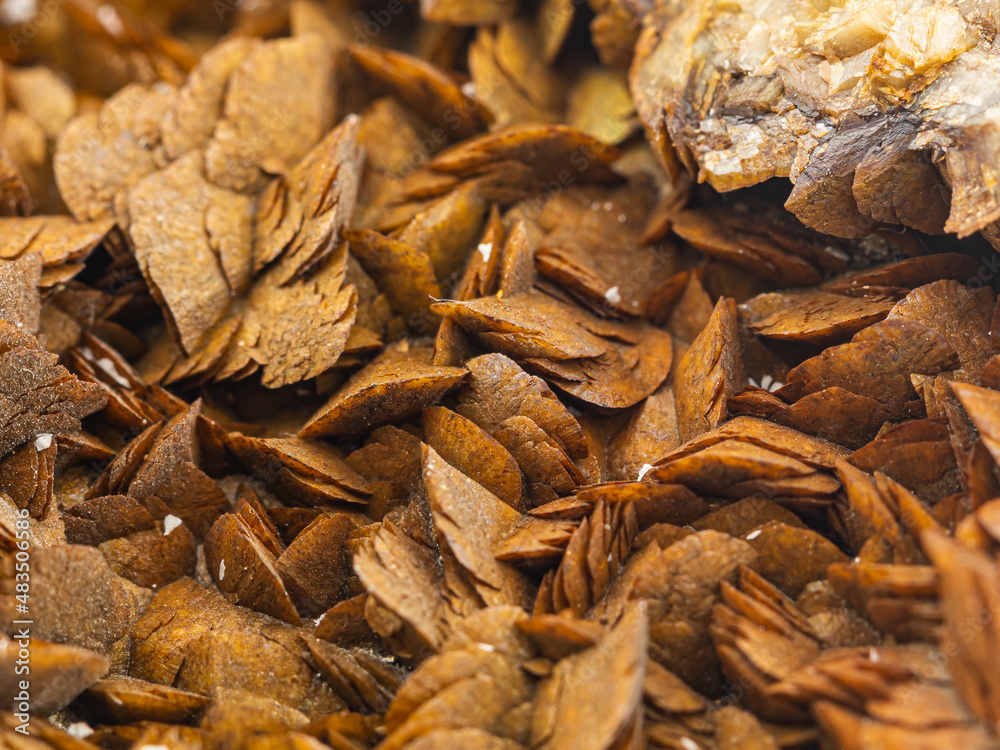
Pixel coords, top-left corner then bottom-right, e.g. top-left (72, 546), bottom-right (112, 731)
top-left (604, 286), bottom-right (622, 304)
top-left (637, 463), bottom-right (654, 480)
top-left (96, 357), bottom-right (131, 388)
top-left (0, 0), bottom-right (36, 25)
top-left (67, 723), bottom-right (93, 739)
top-left (163, 514), bottom-right (182, 535)
top-left (34, 433), bottom-right (52, 451)
top-left (97, 4), bottom-right (124, 34)
top-left (478, 242), bottom-right (493, 262)
top-left (219, 559), bottom-right (227, 580)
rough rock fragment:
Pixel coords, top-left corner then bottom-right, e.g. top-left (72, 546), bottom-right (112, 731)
top-left (674, 297), bottom-right (742, 443)
top-left (423, 445), bottom-right (532, 609)
top-left (263, 115), bottom-right (364, 285)
top-left (276, 513), bottom-right (357, 617)
top-left (123, 402), bottom-right (229, 537)
top-left (771, 644), bottom-right (997, 749)
top-left (229, 434), bottom-right (371, 507)
top-left (670, 206), bottom-right (842, 287)
top-left (657, 416), bottom-right (850, 471)
top-left (924, 530), bottom-right (1000, 727)
top-left (618, 530), bottom-right (759, 694)
top-left (0, 636), bottom-right (109, 715)
top-left (423, 406), bottom-right (523, 511)
top-left (161, 37), bottom-right (261, 159)
top-left (398, 181), bottom-right (489, 285)
top-left (849, 419), bottom-right (961, 503)
top-left (743, 521), bottom-right (848, 598)
top-left (301, 343), bottom-right (467, 438)
top-left (783, 317), bottom-right (960, 419)
top-left (436, 291), bottom-right (672, 409)
top-left (0, 320), bottom-right (106, 461)
top-left (82, 677), bottom-right (209, 724)
top-left (0, 216), bottom-right (113, 271)
top-left (348, 44), bottom-right (486, 139)
top-left (469, 26), bottom-right (562, 131)
top-left (628, 1), bottom-right (1000, 240)
top-left (887, 280), bottom-right (995, 383)
top-left (828, 560), bottom-right (941, 642)
top-left (495, 516), bottom-right (578, 567)
top-left (0, 252), bottom-right (41, 334)
top-left (353, 510), bottom-right (451, 661)
top-left (130, 578), bottom-right (341, 719)
top-left (128, 151), bottom-right (253, 353)
top-left (205, 510), bottom-right (302, 625)
top-left (535, 184), bottom-right (677, 318)
top-left (1, 544), bottom-right (144, 654)
top-left (711, 566), bottom-right (821, 722)
top-left (651, 439), bottom-right (840, 501)
top-left (99, 521), bottom-right (198, 589)
top-left (429, 124), bottom-right (620, 189)
top-left (54, 84), bottom-right (164, 222)
top-left (824, 254), bottom-right (985, 299)
top-left (203, 35), bottom-right (336, 193)
top-left (747, 290), bottom-right (894, 346)
top-left (420, 0), bottom-right (517, 26)
top-left (347, 228), bottom-right (441, 334)
top-left (535, 498), bottom-right (637, 618)
top-left (607, 383), bottom-right (681, 482)
top-left (456, 353), bottom-right (593, 470)
top-left (378, 608), bottom-right (533, 749)
top-left (533, 602), bottom-right (648, 750)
